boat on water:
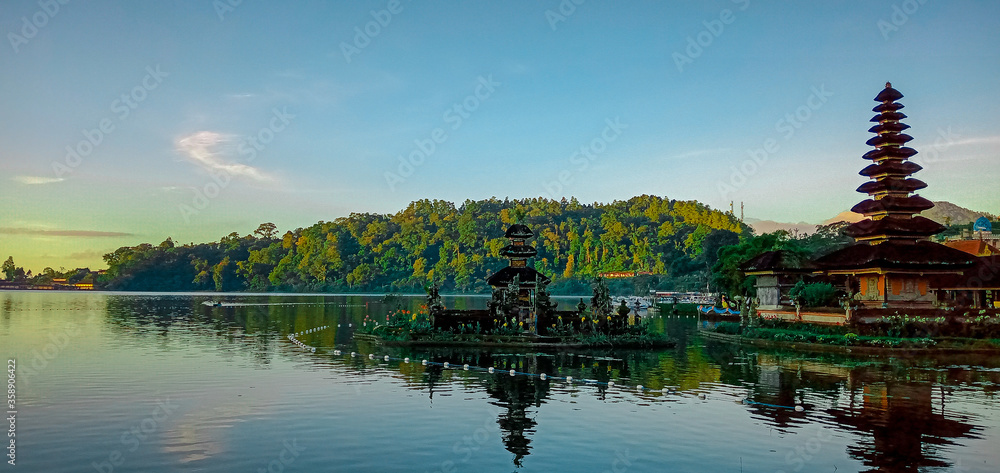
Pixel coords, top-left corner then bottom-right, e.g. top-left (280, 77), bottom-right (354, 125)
top-left (651, 291), bottom-right (718, 305)
top-left (696, 305), bottom-right (741, 316)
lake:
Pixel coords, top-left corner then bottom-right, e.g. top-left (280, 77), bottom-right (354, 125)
top-left (2, 291), bottom-right (999, 472)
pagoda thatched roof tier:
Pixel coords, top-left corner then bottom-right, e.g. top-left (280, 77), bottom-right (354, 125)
top-left (865, 133), bottom-right (913, 147)
top-left (740, 250), bottom-right (816, 274)
top-left (504, 224), bottom-right (534, 239)
top-left (867, 122), bottom-right (910, 134)
top-left (846, 216), bottom-right (945, 239)
top-left (856, 178), bottom-right (927, 194)
top-left (851, 195), bottom-right (934, 215)
top-left (860, 160), bottom-right (922, 177)
top-left (870, 111), bottom-right (907, 122)
top-left (873, 102), bottom-right (904, 113)
top-left (500, 244), bottom-right (537, 258)
top-left (487, 266), bottom-right (551, 288)
top-left (814, 241), bottom-right (976, 271)
top-left (875, 84), bottom-right (904, 102)
top-left (862, 146), bottom-right (918, 161)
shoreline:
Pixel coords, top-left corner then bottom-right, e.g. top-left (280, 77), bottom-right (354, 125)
top-left (355, 333), bottom-right (676, 350)
top-left (699, 329), bottom-right (1000, 356)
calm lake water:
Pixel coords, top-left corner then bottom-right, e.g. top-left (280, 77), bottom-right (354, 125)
top-left (2, 291), bottom-right (999, 472)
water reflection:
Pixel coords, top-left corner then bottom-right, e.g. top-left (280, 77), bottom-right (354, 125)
top-left (6, 293), bottom-right (999, 472)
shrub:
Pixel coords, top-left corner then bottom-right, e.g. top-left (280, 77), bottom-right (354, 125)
top-left (789, 281), bottom-right (839, 307)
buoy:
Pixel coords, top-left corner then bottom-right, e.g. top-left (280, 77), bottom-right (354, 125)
top-left (637, 385), bottom-right (643, 391)
top-left (566, 376), bottom-right (573, 383)
top-left (351, 352), bottom-right (356, 357)
top-left (443, 362), bottom-right (450, 368)
top-left (422, 360), bottom-right (428, 366)
top-left (338, 324), bottom-right (341, 327)
top-left (698, 393), bottom-right (707, 400)
top-left (488, 367), bottom-right (495, 374)
top-left (404, 357), bottom-right (410, 363)
top-left (794, 405), bottom-right (805, 412)
top-left (540, 373), bottom-right (547, 380)
top-left (348, 324), bottom-right (352, 327)
top-left (334, 350), bottom-right (341, 355)
top-left (607, 381), bottom-right (615, 388)
top-left (463, 364), bottom-right (469, 371)
top-left (384, 355), bottom-right (390, 361)
top-left (311, 347), bottom-right (316, 353)
top-left (368, 354), bottom-right (374, 360)
top-left (510, 369), bottom-right (516, 376)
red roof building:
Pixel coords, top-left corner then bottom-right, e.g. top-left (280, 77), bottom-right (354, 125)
top-left (943, 240), bottom-right (1000, 257)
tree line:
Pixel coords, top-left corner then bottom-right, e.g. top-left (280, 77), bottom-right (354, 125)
top-left (96, 195), bottom-right (751, 293)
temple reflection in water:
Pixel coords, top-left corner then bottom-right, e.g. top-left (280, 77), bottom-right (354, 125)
top-left (388, 341), bottom-right (993, 472)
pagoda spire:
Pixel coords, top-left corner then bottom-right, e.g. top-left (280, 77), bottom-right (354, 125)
top-left (846, 82), bottom-right (945, 244)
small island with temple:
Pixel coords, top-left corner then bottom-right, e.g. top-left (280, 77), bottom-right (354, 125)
top-left (355, 223), bottom-right (674, 349)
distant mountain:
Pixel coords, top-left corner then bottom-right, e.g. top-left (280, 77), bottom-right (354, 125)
top-left (744, 218), bottom-right (818, 236)
top-left (824, 201), bottom-right (996, 226)
top-left (749, 201), bottom-right (995, 236)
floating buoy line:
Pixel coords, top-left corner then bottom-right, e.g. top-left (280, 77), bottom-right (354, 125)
top-left (742, 398), bottom-right (805, 412)
top-left (287, 325), bottom-right (333, 353)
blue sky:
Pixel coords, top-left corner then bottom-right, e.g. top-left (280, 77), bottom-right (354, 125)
top-left (2, 0), bottom-right (999, 272)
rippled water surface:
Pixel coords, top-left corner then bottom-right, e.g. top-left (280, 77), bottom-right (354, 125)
top-left (2, 291), bottom-right (999, 472)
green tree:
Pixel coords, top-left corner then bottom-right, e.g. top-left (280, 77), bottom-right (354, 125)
top-left (254, 222), bottom-right (278, 240)
top-left (2, 257), bottom-right (14, 281)
top-left (712, 231), bottom-right (805, 295)
top-left (213, 257), bottom-right (229, 292)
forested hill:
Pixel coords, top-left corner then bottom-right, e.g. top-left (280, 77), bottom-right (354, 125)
top-left (100, 195), bottom-right (748, 293)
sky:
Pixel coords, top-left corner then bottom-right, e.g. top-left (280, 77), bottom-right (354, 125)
top-left (1, 0), bottom-right (999, 273)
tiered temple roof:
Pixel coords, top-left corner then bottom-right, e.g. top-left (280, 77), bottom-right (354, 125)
top-left (816, 83), bottom-right (975, 272)
top-left (846, 83), bottom-right (943, 242)
top-left (487, 223), bottom-right (551, 287)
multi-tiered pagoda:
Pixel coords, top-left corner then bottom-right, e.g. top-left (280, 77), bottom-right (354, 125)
top-left (487, 223), bottom-right (551, 306)
top-left (815, 83), bottom-right (975, 308)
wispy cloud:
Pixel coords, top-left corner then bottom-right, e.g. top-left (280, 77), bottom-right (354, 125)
top-left (950, 135), bottom-right (1000, 147)
top-left (0, 228), bottom-right (132, 237)
top-left (175, 131), bottom-right (271, 181)
top-left (12, 175), bottom-right (65, 185)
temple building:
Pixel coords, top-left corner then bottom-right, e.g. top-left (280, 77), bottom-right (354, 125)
top-left (746, 83), bottom-right (993, 323)
top-left (487, 223), bottom-right (551, 310)
top-left (813, 83), bottom-right (976, 309)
